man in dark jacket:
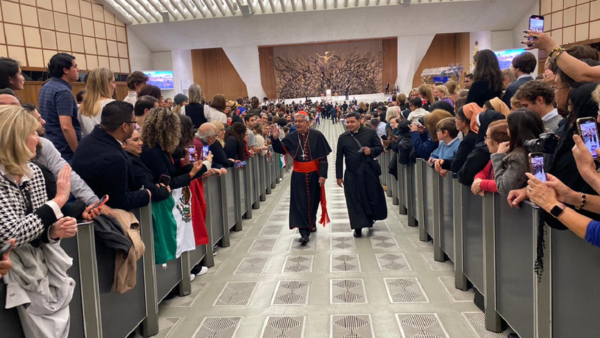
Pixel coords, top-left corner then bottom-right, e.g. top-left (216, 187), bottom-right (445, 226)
top-left (502, 52), bottom-right (536, 108)
top-left (73, 101), bottom-right (151, 211)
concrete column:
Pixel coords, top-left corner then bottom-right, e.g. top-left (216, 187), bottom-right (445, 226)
top-left (222, 46), bottom-right (267, 98)
top-left (395, 34), bottom-right (435, 94)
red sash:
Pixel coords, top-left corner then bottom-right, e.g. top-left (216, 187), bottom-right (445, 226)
top-left (293, 160), bottom-right (330, 226)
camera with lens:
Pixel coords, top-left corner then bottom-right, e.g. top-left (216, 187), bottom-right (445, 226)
top-left (524, 132), bottom-right (559, 154)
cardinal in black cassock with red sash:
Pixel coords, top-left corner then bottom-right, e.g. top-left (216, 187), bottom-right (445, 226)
top-left (336, 112), bottom-right (387, 237)
top-left (271, 111), bottom-right (332, 244)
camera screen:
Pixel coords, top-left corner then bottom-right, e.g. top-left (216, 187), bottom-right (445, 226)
top-left (530, 156), bottom-right (546, 182)
top-left (580, 121), bottom-right (599, 159)
top-left (189, 146), bottom-right (195, 162)
top-left (202, 145), bottom-right (210, 159)
top-left (529, 18), bottom-right (544, 32)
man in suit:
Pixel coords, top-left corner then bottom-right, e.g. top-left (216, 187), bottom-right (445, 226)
top-left (502, 52), bottom-right (537, 107)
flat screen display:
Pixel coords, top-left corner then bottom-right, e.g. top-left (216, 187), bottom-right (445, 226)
top-left (494, 49), bottom-right (526, 70)
top-left (143, 70), bottom-right (174, 90)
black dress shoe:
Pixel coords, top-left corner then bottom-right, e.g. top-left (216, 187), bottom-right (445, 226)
top-left (310, 227), bottom-right (317, 233)
top-left (300, 236), bottom-right (310, 245)
top-left (353, 229), bottom-right (362, 238)
top-left (507, 334), bottom-right (520, 338)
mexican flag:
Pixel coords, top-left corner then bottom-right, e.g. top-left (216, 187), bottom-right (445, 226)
top-left (151, 196), bottom-right (177, 265)
top-left (172, 187), bottom-right (197, 258)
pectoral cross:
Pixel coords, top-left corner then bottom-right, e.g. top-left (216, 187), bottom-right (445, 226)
top-left (301, 152), bottom-right (307, 160)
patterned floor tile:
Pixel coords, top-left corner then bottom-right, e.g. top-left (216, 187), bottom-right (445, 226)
top-left (375, 253), bottom-right (412, 271)
top-left (372, 221), bottom-right (390, 232)
top-left (271, 280), bottom-right (310, 305)
top-left (330, 278), bottom-right (368, 304)
top-left (151, 317), bottom-right (180, 338)
top-left (261, 316), bottom-right (306, 338)
top-left (289, 237), bottom-right (316, 251)
top-left (282, 255), bottom-right (314, 273)
top-left (330, 254), bottom-right (361, 272)
top-left (268, 213), bottom-right (289, 222)
top-left (260, 224), bottom-right (284, 236)
top-left (420, 252), bottom-right (454, 270)
top-left (330, 236), bottom-right (356, 250)
top-left (463, 312), bottom-right (512, 338)
top-left (330, 314), bottom-right (374, 338)
top-left (214, 281), bottom-right (258, 306)
top-left (330, 223), bottom-right (351, 233)
top-left (193, 317), bottom-right (242, 338)
top-left (395, 313), bottom-right (449, 338)
top-left (162, 283), bottom-right (208, 307)
top-left (384, 277), bottom-right (429, 303)
top-left (249, 238), bottom-right (278, 252)
top-left (330, 211), bottom-right (349, 220)
top-left (369, 234), bottom-right (399, 249)
top-left (438, 277), bottom-right (475, 302)
top-left (234, 257), bottom-right (269, 274)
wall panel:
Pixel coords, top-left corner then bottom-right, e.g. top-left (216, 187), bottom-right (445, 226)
top-left (191, 48), bottom-right (248, 101)
top-left (412, 33), bottom-right (471, 88)
top-left (382, 38), bottom-right (398, 91)
top-left (259, 46), bottom-right (277, 99)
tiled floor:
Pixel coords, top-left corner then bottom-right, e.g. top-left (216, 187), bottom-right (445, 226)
top-left (146, 121), bottom-right (513, 338)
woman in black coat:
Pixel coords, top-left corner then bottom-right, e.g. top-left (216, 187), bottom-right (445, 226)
top-left (140, 108), bottom-right (209, 189)
top-left (458, 110), bottom-right (506, 186)
top-left (224, 122), bottom-right (247, 161)
top-left (466, 50), bottom-right (504, 107)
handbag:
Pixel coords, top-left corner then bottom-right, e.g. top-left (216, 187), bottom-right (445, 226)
top-left (350, 133), bottom-right (382, 176)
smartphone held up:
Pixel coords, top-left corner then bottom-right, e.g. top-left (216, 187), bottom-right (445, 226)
top-left (577, 117), bottom-right (600, 159)
top-left (528, 152), bottom-right (547, 182)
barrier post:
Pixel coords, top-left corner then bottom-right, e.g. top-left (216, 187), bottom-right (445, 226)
top-left (453, 177), bottom-right (468, 291)
top-left (260, 156), bottom-right (267, 201)
top-left (432, 170), bottom-right (445, 262)
top-left (232, 167), bottom-right (243, 232)
top-left (203, 180), bottom-right (216, 267)
top-left (397, 159), bottom-right (407, 215)
top-left (534, 210), bottom-right (551, 338)
top-left (266, 155), bottom-right (273, 194)
top-left (178, 253), bottom-right (192, 297)
top-left (405, 164), bottom-right (416, 226)
top-left (252, 157), bottom-right (260, 209)
top-left (139, 205), bottom-right (160, 337)
top-left (483, 194), bottom-right (501, 332)
top-left (392, 171), bottom-right (399, 206)
top-left (385, 153), bottom-right (393, 198)
top-left (244, 163), bottom-right (253, 219)
top-left (76, 223), bottom-right (103, 338)
top-left (416, 160), bottom-right (428, 241)
top-left (219, 174), bottom-right (231, 247)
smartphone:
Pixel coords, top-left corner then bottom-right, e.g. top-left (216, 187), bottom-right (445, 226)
top-left (381, 135), bottom-right (389, 141)
top-left (0, 242), bottom-right (13, 257)
top-left (77, 221), bottom-right (93, 227)
top-left (159, 174), bottom-right (171, 186)
top-left (235, 162), bottom-right (243, 168)
top-left (202, 145), bottom-right (210, 159)
top-left (577, 117), bottom-right (600, 159)
top-left (528, 152), bottom-right (547, 182)
top-left (188, 146), bottom-right (196, 163)
top-left (91, 195), bottom-right (109, 210)
top-left (529, 15), bottom-right (544, 43)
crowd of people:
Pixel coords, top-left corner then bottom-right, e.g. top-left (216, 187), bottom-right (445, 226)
top-left (1, 28), bottom-right (600, 336)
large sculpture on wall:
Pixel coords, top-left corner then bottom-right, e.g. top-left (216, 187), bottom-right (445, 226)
top-left (272, 43), bottom-right (383, 99)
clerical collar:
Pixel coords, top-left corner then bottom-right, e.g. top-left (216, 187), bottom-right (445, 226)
top-left (351, 126), bottom-right (361, 134)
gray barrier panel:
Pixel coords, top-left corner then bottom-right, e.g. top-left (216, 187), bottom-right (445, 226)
top-left (462, 185), bottom-right (484, 292)
top-left (206, 176), bottom-right (225, 244)
top-left (225, 172), bottom-right (238, 230)
top-left (239, 167), bottom-right (247, 215)
top-left (260, 156), bottom-right (267, 201)
top-left (551, 224), bottom-right (600, 338)
top-left (189, 243), bottom-right (206, 268)
top-left (453, 177), bottom-right (468, 291)
top-left (422, 160), bottom-right (434, 237)
top-left (0, 282), bottom-right (26, 338)
top-left (155, 258), bottom-right (183, 302)
top-left (411, 162), bottom-right (420, 223)
top-left (494, 196), bottom-right (535, 338)
top-left (440, 174), bottom-right (454, 261)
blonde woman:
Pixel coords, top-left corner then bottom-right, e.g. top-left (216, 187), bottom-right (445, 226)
top-left (418, 84), bottom-right (435, 111)
top-left (446, 81), bottom-right (460, 103)
top-left (433, 85), bottom-right (455, 107)
top-left (211, 121), bottom-right (226, 147)
top-left (78, 67), bottom-right (116, 136)
top-left (252, 122), bottom-right (269, 156)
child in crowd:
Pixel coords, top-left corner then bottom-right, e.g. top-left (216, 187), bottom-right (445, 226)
top-left (429, 117), bottom-right (461, 163)
top-left (471, 120), bottom-right (510, 195)
top-left (406, 98), bottom-right (429, 123)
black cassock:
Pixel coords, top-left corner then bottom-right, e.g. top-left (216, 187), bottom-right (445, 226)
top-left (336, 126), bottom-right (388, 229)
top-left (271, 129), bottom-right (332, 231)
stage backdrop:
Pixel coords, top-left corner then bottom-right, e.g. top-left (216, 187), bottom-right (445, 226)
top-left (268, 40), bottom-right (385, 99)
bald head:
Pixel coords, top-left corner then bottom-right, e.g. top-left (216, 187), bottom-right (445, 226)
top-left (0, 94), bottom-right (20, 106)
top-left (198, 123), bottom-right (217, 145)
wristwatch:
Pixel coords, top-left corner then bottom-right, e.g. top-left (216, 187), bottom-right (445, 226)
top-left (550, 203), bottom-right (566, 218)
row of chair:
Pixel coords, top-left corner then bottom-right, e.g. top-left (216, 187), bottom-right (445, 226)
top-left (378, 152), bottom-right (600, 338)
top-left (0, 152), bottom-right (293, 338)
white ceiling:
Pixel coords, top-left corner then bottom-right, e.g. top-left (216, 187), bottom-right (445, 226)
top-left (99, 0), bottom-right (506, 24)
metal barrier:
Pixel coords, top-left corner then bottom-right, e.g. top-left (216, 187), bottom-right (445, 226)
top-left (1, 153), bottom-right (288, 337)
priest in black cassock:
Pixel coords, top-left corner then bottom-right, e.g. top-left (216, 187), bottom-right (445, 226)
top-left (271, 111), bottom-right (332, 244)
top-left (336, 112), bottom-right (388, 237)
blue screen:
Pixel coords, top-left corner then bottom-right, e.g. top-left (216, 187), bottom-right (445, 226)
top-left (494, 49), bottom-right (526, 70)
top-left (143, 71), bottom-right (174, 90)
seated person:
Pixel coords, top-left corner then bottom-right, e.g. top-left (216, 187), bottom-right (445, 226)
top-left (471, 120), bottom-right (509, 195)
top-left (73, 101), bottom-right (151, 211)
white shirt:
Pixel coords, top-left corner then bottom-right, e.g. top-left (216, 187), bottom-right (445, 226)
top-left (406, 108), bottom-right (428, 123)
top-left (541, 108), bottom-right (559, 122)
top-left (376, 123), bottom-right (386, 139)
top-left (205, 106), bottom-right (227, 124)
top-left (124, 91), bottom-right (137, 106)
top-left (78, 99), bottom-right (115, 136)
